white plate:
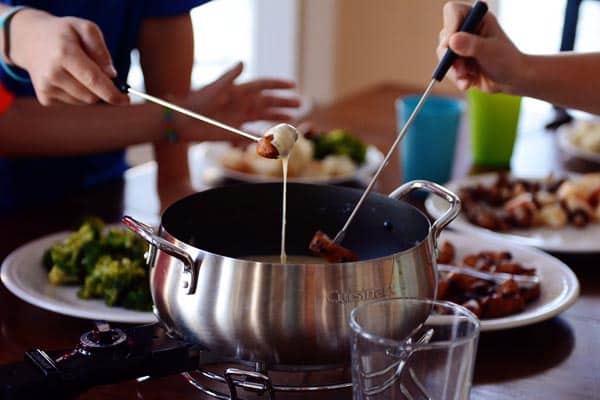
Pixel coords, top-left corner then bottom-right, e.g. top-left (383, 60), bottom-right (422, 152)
top-left (189, 141), bottom-right (384, 185)
top-left (438, 230), bottom-right (579, 331)
top-left (558, 123), bottom-right (600, 164)
top-left (0, 230), bottom-right (156, 323)
top-left (426, 173), bottom-right (600, 253)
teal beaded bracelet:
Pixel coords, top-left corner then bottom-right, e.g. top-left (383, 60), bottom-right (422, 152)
top-left (163, 107), bottom-right (178, 143)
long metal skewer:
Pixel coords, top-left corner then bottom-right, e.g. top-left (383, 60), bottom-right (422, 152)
top-left (438, 264), bottom-right (540, 289)
top-left (114, 80), bottom-right (260, 143)
top-left (333, 80), bottom-right (435, 243)
top-left (333, 1), bottom-right (488, 244)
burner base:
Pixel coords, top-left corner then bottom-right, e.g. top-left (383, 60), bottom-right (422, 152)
top-left (181, 365), bottom-right (352, 400)
top-left (0, 323), bottom-right (353, 400)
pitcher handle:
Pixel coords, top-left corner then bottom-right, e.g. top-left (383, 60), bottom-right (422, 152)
top-left (388, 180), bottom-right (461, 240)
top-left (122, 216), bottom-right (197, 295)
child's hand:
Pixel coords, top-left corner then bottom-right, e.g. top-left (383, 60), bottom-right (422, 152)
top-left (9, 9), bottom-right (129, 106)
top-left (174, 62), bottom-right (300, 143)
top-left (437, 2), bottom-right (525, 94)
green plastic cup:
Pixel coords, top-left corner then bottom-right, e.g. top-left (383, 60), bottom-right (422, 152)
top-left (468, 88), bottom-right (522, 167)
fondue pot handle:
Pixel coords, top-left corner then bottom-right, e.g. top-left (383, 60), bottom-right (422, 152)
top-left (388, 180), bottom-right (461, 239)
top-left (122, 216), bottom-right (198, 295)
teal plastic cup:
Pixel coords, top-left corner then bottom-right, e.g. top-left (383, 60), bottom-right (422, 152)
top-left (396, 96), bottom-right (464, 184)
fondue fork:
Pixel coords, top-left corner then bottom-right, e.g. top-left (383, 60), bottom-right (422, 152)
top-left (438, 264), bottom-right (540, 289)
top-left (113, 79), bottom-right (261, 143)
top-left (332, 1), bottom-right (488, 245)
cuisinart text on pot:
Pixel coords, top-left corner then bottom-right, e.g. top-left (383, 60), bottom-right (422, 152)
top-left (327, 286), bottom-right (395, 304)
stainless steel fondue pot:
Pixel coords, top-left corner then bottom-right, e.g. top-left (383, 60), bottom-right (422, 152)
top-left (123, 180), bottom-right (460, 369)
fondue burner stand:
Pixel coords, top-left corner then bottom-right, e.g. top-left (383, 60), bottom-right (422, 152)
top-left (0, 322), bottom-right (352, 400)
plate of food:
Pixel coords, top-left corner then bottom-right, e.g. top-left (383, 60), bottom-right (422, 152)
top-left (437, 230), bottom-right (579, 331)
top-left (191, 127), bottom-right (384, 184)
top-left (425, 172), bottom-right (600, 253)
top-left (0, 218), bottom-right (156, 323)
top-left (558, 120), bottom-right (600, 163)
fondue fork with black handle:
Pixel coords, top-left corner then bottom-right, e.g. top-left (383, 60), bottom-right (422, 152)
top-left (331, 1), bottom-right (488, 246)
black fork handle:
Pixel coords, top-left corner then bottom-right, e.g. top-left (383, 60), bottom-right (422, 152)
top-left (432, 1), bottom-right (489, 81)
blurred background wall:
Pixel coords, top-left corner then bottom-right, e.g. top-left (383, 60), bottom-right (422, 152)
top-left (300, 0), bottom-right (465, 103)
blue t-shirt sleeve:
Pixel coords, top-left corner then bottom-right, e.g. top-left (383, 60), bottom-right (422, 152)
top-left (143, 0), bottom-right (211, 18)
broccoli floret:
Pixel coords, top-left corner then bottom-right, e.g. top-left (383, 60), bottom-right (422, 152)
top-left (82, 217), bottom-right (105, 240)
top-left (103, 228), bottom-right (148, 261)
top-left (46, 219), bottom-right (104, 283)
top-left (45, 218), bottom-right (151, 311)
top-left (78, 256), bottom-right (150, 308)
top-left (310, 129), bottom-right (367, 164)
top-left (80, 241), bottom-right (103, 275)
top-left (122, 286), bottom-right (153, 311)
top-left (104, 287), bottom-right (120, 307)
top-left (48, 265), bottom-right (81, 286)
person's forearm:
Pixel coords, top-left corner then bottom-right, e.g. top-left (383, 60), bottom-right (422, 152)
top-left (139, 14), bottom-right (194, 201)
top-left (0, 99), bottom-right (164, 157)
top-left (514, 53), bottom-right (600, 114)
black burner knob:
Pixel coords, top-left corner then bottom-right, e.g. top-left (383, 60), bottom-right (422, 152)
top-left (79, 322), bottom-right (128, 355)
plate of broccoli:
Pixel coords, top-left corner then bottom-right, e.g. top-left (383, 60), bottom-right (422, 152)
top-left (1, 218), bottom-right (156, 323)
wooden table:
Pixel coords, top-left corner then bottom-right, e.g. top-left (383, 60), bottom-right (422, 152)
top-left (1, 83), bottom-right (599, 399)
